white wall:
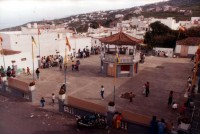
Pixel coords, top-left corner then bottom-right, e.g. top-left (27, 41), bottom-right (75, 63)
top-left (0, 52), bottom-right (38, 71)
top-left (154, 47), bottom-right (174, 57)
top-left (58, 36), bottom-right (92, 56)
top-left (91, 38), bottom-right (101, 47)
top-left (0, 33), bottom-right (11, 49)
top-left (4, 32), bottom-right (60, 57)
top-left (188, 46), bottom-right (198, 54)
top-left (175, 45), bottom-right (181, 53)
top-left (175, 45), bottom-right (197, 55)
top-left (150, 17), bottom-right (179, 30)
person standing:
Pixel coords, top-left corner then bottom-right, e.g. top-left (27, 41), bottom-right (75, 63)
top-left (35, 68), bottom-right (40, 79)
top-left (40, 97), bottom-right (45, 107)
top-left (129, 92), bottom-right (134, 102)
top-left (100, 85), bottom-right (104, 100)
top-left (158, 118), bottom-right (166, 134)
top-left (145, 82), bottom-right (150, 97)
top-left (116, 113), bottom-right (122, 129)
top-left (168, 91), bottom-right (173, 106)
top-left (27, 67), bottom-right (31, 75)
top-left (150, 116), bottom-right (158, 134)
top-left (52, 93), bottom-right (55, 104)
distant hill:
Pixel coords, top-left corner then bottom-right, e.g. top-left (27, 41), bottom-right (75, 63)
top-left (1, 0), bottom-right (200, 32)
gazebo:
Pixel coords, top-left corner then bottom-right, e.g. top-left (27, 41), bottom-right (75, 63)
top-left (99, 31), bottom-right (142, 77)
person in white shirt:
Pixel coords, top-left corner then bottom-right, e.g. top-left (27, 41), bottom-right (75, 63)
top-left (100, 85), bottom-right (104, 100)
top-left (52, 93), bottom-right (55, 104)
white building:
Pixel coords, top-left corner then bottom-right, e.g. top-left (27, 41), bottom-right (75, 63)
top-left (0, 50), bottom-right (38, 72)
top-left (115, 14), bottom-right (124, 19)
top-left (0, 23), bottom-right (92, 59)
top-left (149, 17), bottom-right (180, 30)
top-left (191, 17), bottom-right (200, 24)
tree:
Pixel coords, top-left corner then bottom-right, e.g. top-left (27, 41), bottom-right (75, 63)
top-left (186, 26), bottom-right (200, 37)
top-left (144, 21), bottom-right (178, 49)
top-left (89, 21), bottom-right (99, 29)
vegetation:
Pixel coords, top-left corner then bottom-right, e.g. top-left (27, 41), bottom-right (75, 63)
top-left (144, 21), bottom-right (200, 49)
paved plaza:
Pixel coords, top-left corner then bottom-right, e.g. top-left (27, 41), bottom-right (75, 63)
top-left (17, 55), bottom-right (193, 124)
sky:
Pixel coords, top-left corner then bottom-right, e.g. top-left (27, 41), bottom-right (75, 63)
top-left (0, 0), bottom-right (165, 29)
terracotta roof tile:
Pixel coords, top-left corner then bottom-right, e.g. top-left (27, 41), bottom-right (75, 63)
top-left (0, 49), bottom-right (21, 55)
top-left (177, 37), bottom-right (200, 46)
top-left (99, 31), bottom-right (142, 46)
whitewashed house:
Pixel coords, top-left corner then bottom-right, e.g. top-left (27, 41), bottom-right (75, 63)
top-left (175, 37), bottom-right (200, 57)
top-left (0, 49), bottom-right (38, 72)
top-left (0, 23), bottom-right (92, 59)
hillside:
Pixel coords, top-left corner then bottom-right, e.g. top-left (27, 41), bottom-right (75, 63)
top-left (1, 0), bottom-right (200, 32)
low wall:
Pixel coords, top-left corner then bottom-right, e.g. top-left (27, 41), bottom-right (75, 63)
top-left (0, 77), bottom-right (34, 101)
top-left (68, 96), bottom-right (107, 115)
top-left (7, 77), bottom-right (29, 93)
top-left (66, 96), bottom-right (150, 133)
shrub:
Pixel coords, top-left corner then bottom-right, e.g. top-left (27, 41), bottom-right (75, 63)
top-left (29, 81), bottom-right (35, 86)
top-left (108, 101), bottom-right (115, 106)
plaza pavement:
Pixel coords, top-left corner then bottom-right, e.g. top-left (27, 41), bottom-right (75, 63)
top-left (16, 55), bottom-right (193, 125)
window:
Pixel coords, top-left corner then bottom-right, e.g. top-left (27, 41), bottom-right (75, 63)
top-left (21, 58), bottom-right (26, 61)
top-left (121, 65), bottom-right (130, 71)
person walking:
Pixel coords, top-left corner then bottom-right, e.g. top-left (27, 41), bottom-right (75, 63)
top-left (168, 91), bottom-right (173, 106)
top-left (145, 82), bottom-right (150, 97)
top-left (100, 85), bottom-right (104, 100)
top-left (52, 93), bottom-right (55, 104)
top-left (27, 67), bottom-right (31, 75)
top-left (40, 97), bottom-right (45, 107)
top-left (35, 68), bottom-right (40, 79)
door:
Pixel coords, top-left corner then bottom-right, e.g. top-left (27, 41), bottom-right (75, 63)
top-left (180, 45), bottom-right (188, 57)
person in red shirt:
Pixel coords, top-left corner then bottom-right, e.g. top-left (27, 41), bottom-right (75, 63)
top-left (116, 113), bottom-right (122, 129)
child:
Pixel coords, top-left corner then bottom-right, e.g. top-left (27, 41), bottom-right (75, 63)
top-left (40, 97), bottom-right (45, 107)
top-left (52, 93), bottom-right (55, 104)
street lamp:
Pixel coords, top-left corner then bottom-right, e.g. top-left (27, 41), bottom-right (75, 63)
top-left (113, 56), bottom-right (117, 103)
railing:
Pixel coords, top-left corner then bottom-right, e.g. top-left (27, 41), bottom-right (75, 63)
top-left (103, 55), bottom-right (134, 63)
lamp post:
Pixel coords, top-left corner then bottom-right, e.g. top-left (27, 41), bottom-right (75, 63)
top-left (113, 56), bottom-right (117, 103)
top-left (0, 37), bottom-right (6, 70)
top-left (64, 48), bottom-right (67, 88)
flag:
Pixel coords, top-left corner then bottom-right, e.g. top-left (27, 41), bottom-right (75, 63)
top-left (32, 36), bottom-right (37, 46)
top-left (38, 28), bottom-right (41, 35)
top-left (116, 53), bottom-right (120, 63)
top-left (66, 37), bottom-right (71, 51)
top-left (0, 36), bottom-right (3, 44)
top-left (179, 25), bottom-right (186, 31)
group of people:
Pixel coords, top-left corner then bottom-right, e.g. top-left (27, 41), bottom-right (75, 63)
top-left (150, 116), bottom-right (168, 134)
top-left (78, 48), bottom-right (90, 58)
top-left (0, 65), bottom-right (16, 78)
top-left (155, 50), bottom-right (169, 57)
top-left (142, 81), bottom-right (150, 97)
top-left (40, 55), bottom-right (63, 69)
top-left (112, 112), bottom-right (122, 129)
top-left (40, 93), bottom-right (56, 107)
top-left (91, 46), bottom-right (100, 55)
